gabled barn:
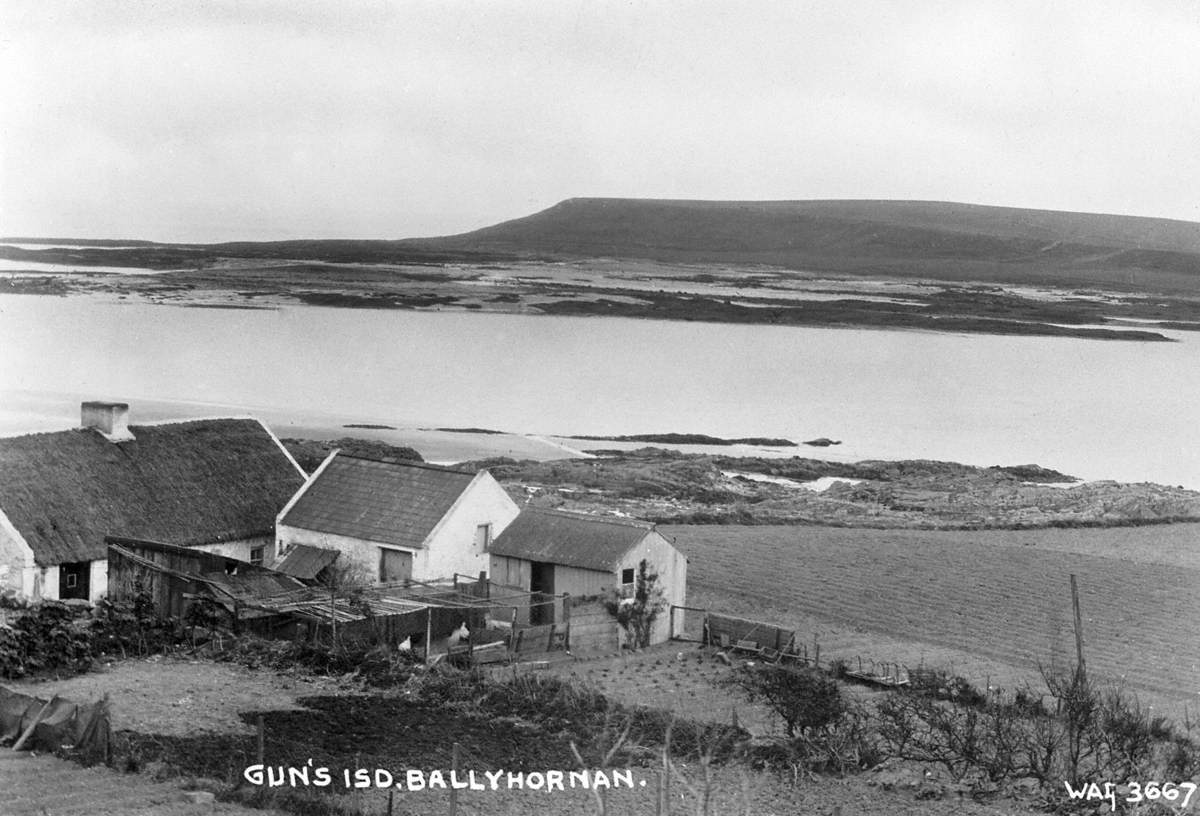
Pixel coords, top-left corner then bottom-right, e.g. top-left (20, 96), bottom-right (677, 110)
top-left (488, 507), bottom-right (687, 645)
top-left (0, 402), bottom-right (307, 602)
top-left (275, 452), bottom-right (520, 585)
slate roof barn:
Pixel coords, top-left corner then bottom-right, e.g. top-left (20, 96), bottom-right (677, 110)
top-left (488, 507), bottom-right (688, 645)
top-left (487, 508), bottom-right (657, 572)
top-left (0, 402), bottom-right (307, 602)
top-left (275, 452), bottom-right (520, 585)
top-left (279, 456), bottom-right (479, 550)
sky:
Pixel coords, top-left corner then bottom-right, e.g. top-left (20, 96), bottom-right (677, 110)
top-left (1, 0), bottom-right (1198, 242)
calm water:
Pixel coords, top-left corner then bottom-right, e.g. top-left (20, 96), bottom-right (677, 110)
top-left (1, 294), bottom-right (1197, 487)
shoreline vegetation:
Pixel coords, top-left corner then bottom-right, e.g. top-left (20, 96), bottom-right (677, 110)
top-left (277, 436), bottom-right (1200, 531)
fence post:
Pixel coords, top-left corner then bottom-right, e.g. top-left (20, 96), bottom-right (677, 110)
top-left (669, 605), bottom-right (676, 641)
top-left (425, 607), bottom-right (433, 665)
top-left (562, 593), bottom-right (571, 652)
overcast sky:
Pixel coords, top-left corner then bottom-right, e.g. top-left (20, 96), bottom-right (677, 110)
top-left (1, 0), bottom-right (1197, 242)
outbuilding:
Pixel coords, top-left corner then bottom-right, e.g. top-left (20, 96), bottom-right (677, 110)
top-left (487, 507), bottom-right (687, 645)
top-left (275, 453), bottom-right (520, 585)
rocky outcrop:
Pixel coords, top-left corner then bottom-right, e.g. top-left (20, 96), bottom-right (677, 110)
top-left (485, 449), bottom-right (1200, 529)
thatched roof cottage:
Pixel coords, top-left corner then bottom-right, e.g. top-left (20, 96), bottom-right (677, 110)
top-left (0, 402), bottom-right (307, 602)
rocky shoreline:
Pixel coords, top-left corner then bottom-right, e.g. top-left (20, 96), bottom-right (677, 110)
top-left (4, 249), bottom-right (1199, 342)
top-left (458, 448), bottom-right (1200, 530)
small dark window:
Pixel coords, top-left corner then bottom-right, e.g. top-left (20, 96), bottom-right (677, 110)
top-left (66, 573), bottom-right (78, 589)
top-left (621, 568), bottom-right (635, 585)
top-left (249, 547), bottom-right (265, 566)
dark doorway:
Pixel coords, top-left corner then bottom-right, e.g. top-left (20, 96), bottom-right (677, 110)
top-left (529, 561), bottom-right (555, 625)
top-left (59, 561), bottom-right (90, 600)
top-left (379, 548), bottom-right (413, 583)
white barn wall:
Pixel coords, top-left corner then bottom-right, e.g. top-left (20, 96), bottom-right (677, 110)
top-left (422, 473), bottom-right (520, 580)
top-left (275, 525), bottom-right (416, 584)
top-left (617, 530), bottom-right (688, 645)
top-left (190, 535), bottom-right (275, 564)
top-left (38, 564), bottom-right (59, 600)
top-left (88, 559), bottom-right (108, 603)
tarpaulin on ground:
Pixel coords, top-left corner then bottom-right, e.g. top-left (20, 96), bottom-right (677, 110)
top-left (0, 686), bottom-right (38, 743)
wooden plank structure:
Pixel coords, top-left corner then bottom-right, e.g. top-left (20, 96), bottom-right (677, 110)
top-left (705, 612), bottom-right (796, 657)
top-left (842, 657), bottom-right (910, 688)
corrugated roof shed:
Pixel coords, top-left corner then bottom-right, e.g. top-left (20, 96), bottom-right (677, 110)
top-left (279, 454), bottom-right (477, 549)
top-left (488, 507), bottom-right (654, 572)
top-left (274, 544), bottom-right (340, 580)
top-left (0, 419), bottom-right (306, 567)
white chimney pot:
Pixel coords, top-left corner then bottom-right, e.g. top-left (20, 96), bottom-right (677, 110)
top-left (81, 401), bottom-right (134, 442)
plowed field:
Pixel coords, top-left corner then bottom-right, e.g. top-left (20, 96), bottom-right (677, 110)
top-left (663, 524), bottom-right (1200, 718)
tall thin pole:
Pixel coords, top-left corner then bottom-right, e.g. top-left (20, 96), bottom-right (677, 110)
top-left (425, 607), bottom-right (433, 665)
top-left (450, 742), bottom-right (461, 816)
top-left (1070, 574), bottom-right (1086, 682)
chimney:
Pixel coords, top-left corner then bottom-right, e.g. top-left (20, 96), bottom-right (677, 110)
top-left (81, 401), bottom-right (134, 442)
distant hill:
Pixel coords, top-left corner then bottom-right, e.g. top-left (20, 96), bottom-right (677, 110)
top-left (9, 198), bottom-right (1200, 293)
top-left (410, 198), bottom-right (1200, 292)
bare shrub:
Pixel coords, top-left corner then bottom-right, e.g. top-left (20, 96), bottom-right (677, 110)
top-left (722, 663), bottom-right (846, 740)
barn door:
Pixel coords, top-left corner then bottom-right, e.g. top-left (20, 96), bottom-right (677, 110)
top-left (529, 561), bottom-right (555, 625)
top-left (379, 548), bottom-right (413, 583)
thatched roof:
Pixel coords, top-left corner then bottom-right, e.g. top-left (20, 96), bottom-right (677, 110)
top-left (0, 419), bottom-right (306, 567)
top-left (279, 454), bottom-right (478, 549)
top-left (489, 507), bottom-right (656, 572)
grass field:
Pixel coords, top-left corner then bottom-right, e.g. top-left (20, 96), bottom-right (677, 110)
top-left (662, 523), bottom-right (1200, 719)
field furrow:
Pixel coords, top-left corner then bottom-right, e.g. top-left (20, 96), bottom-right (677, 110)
top-left (664, 524), bottom-right (1200, 718)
